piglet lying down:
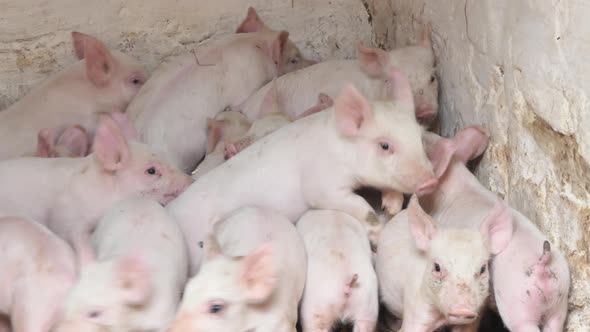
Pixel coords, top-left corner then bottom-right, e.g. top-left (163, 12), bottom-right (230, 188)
top-left (167, 68), bottom-right (437, 275)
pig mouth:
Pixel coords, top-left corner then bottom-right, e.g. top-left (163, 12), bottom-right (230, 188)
top-left (447, 311), bottom-right (478, 325)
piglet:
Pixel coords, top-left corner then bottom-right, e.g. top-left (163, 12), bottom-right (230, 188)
top-left (237, 25), bottom-right (437, 126)
top-left (0, 216), bottom-right (77, 332)
top-left (418, 127), bottom-right (571, 332)
top-left (376, 195), bottom-right (513, 332)
top-left (127, 7), bottom-right (314, 173)
top-left (224, 90), bottom-right (333, 159)
top-left (297, 210), bottom-right (378, 332)
top-left (171, 207), bottom-right (306, 332)
top-left (36, 125), bottom-right (90, 158)
top-left (55, 197), bottom-right (188, 332)
top-left (167, 69), bottom-right (436, 275)
top-left (191, 110), bottom-right (252, 179)
top-left (0, 114), bottom-right (193, 267)
top-left (0, 32), bottom-right (147, 161)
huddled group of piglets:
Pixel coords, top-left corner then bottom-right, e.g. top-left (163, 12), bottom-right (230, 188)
top-left (0, 7), bottom-right (571, 332)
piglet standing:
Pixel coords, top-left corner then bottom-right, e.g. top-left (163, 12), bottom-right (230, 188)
top-left (376, 195), bottom-right (513, 332)
top-left (127, 7), bottom-right (314, 173)
top-left (167, 70), bottom-right (437, 275)
top-left (0, 216), bottom-right (77, 332)
top-left (191, 111), bottom-right (252, 179)
top-left (418, 127), bottom-right (571, 332)
top-left (297, 210), bottom-right (378, 332)
top-left (171, 207), bottom-right (306, 332)
top-left (55, 197), bottom-right (188, 332)
top-left (0, 32), bottom-right (147, 161)
top-left (0, 114), bottom-right (193, 266)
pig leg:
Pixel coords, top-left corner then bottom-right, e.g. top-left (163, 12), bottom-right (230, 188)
top-left (542, 310), bottom-right (567, 332)
top-left (224, 136), bottom-right (254, 160)
top-left (381, 190), bottom-right (404, 217)
top-left (297, 93), bottom-right (334, 119)
top-left (309, 192), bottom-right (383, 251)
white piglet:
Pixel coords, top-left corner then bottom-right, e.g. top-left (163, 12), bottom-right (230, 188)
top-left (376, 195), bottom-right (513, 332)
top-left (297, 210), bottom-right (378, 332)
top-left (0, 217), bottom-right (77, 332)
top-left (167, 69), bottom-right (438, 275)
top-left (0, 32), bottom-right (147, 161)
top-left (55, 197), bottom-right (188, 332)
top-left (170, 207), bottom-right (306, 332)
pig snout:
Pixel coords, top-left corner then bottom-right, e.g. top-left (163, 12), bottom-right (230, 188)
top-left (415, 102), bottom-right (436, 124)
top-left (162, 174), bottom-right (194, 205)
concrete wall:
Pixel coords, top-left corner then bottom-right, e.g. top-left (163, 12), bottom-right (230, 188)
top-left (1, 0), bottom-right (588, 330)
top-left (365, 0), bottom-right (589, 330)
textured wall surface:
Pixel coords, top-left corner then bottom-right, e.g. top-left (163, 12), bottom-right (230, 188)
top-left (1, 0), bottom-right (588, 330)
top-left (365, 0), bottom-right (589, 330)
top-left (0, 0), bottom-right (372, 109)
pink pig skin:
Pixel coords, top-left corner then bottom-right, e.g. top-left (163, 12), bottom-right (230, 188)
top-left (296, 210), bottom-right (379, 332)
top-left (55, 197), bottom-right (188, 332)
top-left (237, 25), bottom-right (437, 126)
top-left (0, 32), bottom-right (147, 161)
top-left (127, 7), bottom-right (314, 173)
top-left (167, 71), bottom-right (436, 275)
top-left (0, 216), bottom-right (77, 332)
top-left (417, 128), bottom-right (570, 332)
top-left (0, 114), bottom-right (193, 268)
top-left (171, 207), bottom-right (306, 332)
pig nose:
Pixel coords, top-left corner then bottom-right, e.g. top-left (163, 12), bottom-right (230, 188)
top-left (415, 178), bottom-right (438, 196)
top-left (448, 309), bottom-right (478, 323)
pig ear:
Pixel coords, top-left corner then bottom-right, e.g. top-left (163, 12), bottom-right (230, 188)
top-left (82, 34), bottom-right (117, 87)
top-left (239, 243), bottom-right (277, 303)
top-left (108, 112), bottom-right (139, 141)
top-left (408, 194), bottom-right (437, 251)
top-left (479, 200), bottom-right (514, 255)
top-left (57, 125), bottom-right (90, 157)
top-left (270, 31), bottom-right (289, 71)
top-left (334, 84), bottom-right (373, 136)
top-left (236, 7), bottom-right (266, 33)
top-left (117, 253), bottom-right (152, 306)
top-left (71, 31), bottom-right (87, 60)
top-left (93, 114), bottom-right (130, 171)
top-left (419, 23), bottom-right (432, 49)
top-left (388, 67), bottom-right (415, 110)
top-left (356, 42), bottom-right (390, 78)
top-left (36, 128), bottom-right (56, 157)
top-left (427, 137), bottom-right (457, 178)
top-left (203, 233), bottom-right (222, 262)
top-left (451, 125), bottom-right (490, 164)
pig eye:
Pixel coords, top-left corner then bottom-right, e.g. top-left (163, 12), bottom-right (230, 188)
top-left (146, 167), bottom-right (157, 175)
top-left (378, 141), bottom-right (393, 153)
top-left (434, 263), bottom-right (441, 273)
top-left (208, 300), bottom-right (226, 315)
top-left (480, 264), bottom-right (486, 274)
top-left (290, 57), bottom-right (299, 64)
top-left (129, 76), bottom-right (144, 86)
top-left (430, 75), bottom-right (436, 83)
top-left (87, 310), bottom-right (102, 319)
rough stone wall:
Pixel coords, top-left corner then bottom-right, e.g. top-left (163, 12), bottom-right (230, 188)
top-left (365, 0), bottom-right (590, 330)
top-left (0, 0), bottom-right (372, 109)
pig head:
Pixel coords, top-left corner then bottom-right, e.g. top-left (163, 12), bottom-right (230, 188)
top-left (407, 195), bottom-right (513, 326)
top-left (171, 236), bottom-right (277, 332)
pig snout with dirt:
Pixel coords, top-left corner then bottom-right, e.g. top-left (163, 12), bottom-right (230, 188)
top-left (36, 125), bottom-right (91, 158)
top-left (224, 91), bottom-right (333, 159)
top-left (418, 127), bottom-right (571, 332)
top-left (376, 195), bottom-right (513, 332)
top-left (0, 216), bottom-right (77, 332)
top-left (55, 197), bottom-right (188, 332)
top-left (0, 114), bottom-right (193, 267)
top-left (191, 110), bottom-right (252, 179)
top-left (127, 7), bottom-right (314, 173)
top-left (237, 24), bottom-right (437, 126)
top-left (170, 207), bottom-right (306, 332)
top-left (167, 68), bottom-right (436, 275)
top-left (0, 31), bottom-right (147, 161)
top-left (296, 210), bottom-right (378, 332)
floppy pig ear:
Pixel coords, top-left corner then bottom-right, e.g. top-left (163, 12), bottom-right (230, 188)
top-left (81, 33), bottom-right (117, 87)
top-left (271, 31), bottom-right (289, 72)
top-left (36, 128), bottom-right (57, 157)
top-left (71, 31), bottom-right (87, 60)
top-left (239, 243), bottom-right (277, 303)
top-left (408, 194), bottom-right (437, 251)
top-left (356, 42), bottom-right (390, 78)
top-left (388, 67), bottom-right (414, 110)
top-left (479, 200), bottom-right (514, 255)
top-left (427, 137), bottom-right (457, 178)
top-left (236, 7), bottom-right (266, 33)
top-left (93, 114), bottom-right (130, 171)
top-left (117, 253), bottom-right (152, 306)
top-left (334, 84), bottom-right (373, 136)
top-left (451, 125), bottom-right (490, 164)
top-left (56, 125), bottom-right (90, 157)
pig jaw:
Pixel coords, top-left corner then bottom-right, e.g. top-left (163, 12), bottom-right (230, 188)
top-left (422, 230), bottom-right (491, 326)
